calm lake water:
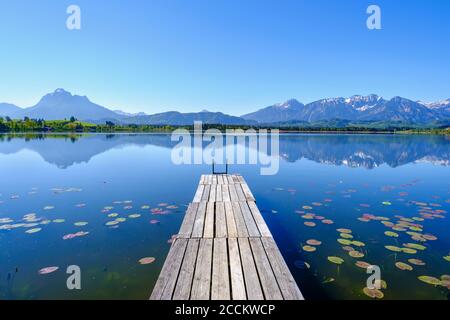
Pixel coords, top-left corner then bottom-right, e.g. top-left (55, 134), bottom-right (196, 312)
top-left (0, 133), bottom-right (449, 300)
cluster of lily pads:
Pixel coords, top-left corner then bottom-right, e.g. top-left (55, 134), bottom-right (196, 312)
top-left (0, 186), bottom-right (183, 279)
top-left (294, 184), bottom-right (449, 299)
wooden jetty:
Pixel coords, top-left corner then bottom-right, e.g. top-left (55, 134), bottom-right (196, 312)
top-left (150, 174), bottom-right (304, 300)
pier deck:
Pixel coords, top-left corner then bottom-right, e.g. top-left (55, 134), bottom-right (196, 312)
top-left (150, 174), bottom-right (304, 300)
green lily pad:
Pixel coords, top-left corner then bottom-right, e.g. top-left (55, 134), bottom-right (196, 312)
top-left (418, 276), bottom-right (441, 286)
top-left (395, 262), bottom-right (413, 271)
top-left (385, 245), bottom-right (402, 252)
top-left (306, 239), bottom-right (322, 246)
top-left (128, 214), bottom-right (141, 218)
top-left (349, 251), bottom-right (364, 258)
top-left (443, 256), bottom-right (450, 262)
top-left (340, 233), bottom-right (353, 239)
top-left (382, 202), bottom-right (392, 206)
top-left (302, 245), bottom-right (317, 252)
top-left (337, 239), bottom-right (352, 245)
top-left (337, 228), bottom-right (352, 234)
top-left (74, 222), bottom-right (88, 227)
top-left (25, 228), bottom-right (42, 234)
top-left (351, 241), bottom-right (365, 247)
top-left (408, 258), bottom-right (426, 266)
top-left (401, 248), bottom-right (417, 254)
top-left (403, 243), bottom-right (426, 251)
top-left (384, 231), bottom-right (399, 238)
top-left (328, 256), bottom-right (344, 265)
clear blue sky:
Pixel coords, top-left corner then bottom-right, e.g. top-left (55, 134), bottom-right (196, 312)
top-left (0, 0), bottom-right (449, 115)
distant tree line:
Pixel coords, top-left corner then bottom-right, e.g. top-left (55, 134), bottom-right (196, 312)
top-left (0, 116), bottom-right (448, 135)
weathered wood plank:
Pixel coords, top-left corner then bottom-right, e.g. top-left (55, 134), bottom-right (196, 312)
top-left (249, 238), bottom-right (283, 300)
top-left (241, 182), bottom-right (256, 201)
top-left (192, 201), bottom-right (207, 238)
top-left (178, 202), bottom-right (199, 238)
top-left (211, 238), bottom-right (230, 300)
top-left (193, 185), bottom-right (205, 203)
top-left (232, 201), bottom-right (249, 238)
top-left (239, 201), bottom-right (260, 237)
top-left (238, 238), bottom-right (264, 300)
top-left (215, 202), bottom-right (227, 238)
top-left (228, 238), bottom-right (246, 300)
top-left (235, 183), bottom-right (246, 201)
top-left (228, 184), bottom-right (238, 202)
top-left (247, 201), bottom-right (272, 237)
top-left (209, 184), bottom-right (216, 202)
top-left (201, 185), bottom-right (211, 202)
top-left (191, 239), bottom-right (213, 300)
top-left (150, 238), bottom-right (188, 300)
top-left (261, 237), bottom-right (304, 300)
top-left (203, 201), bottom-right (215, 238)
top-left (173, 239), bottom-right (200, 300)
top-left (222, 185), bottom-right (231, 202)
top-left (227, 175), bottom-right (234, 184)
top-left (224, 201), bottom-right (238, 238)
top-left (216, 184), bottom-right (223, 202)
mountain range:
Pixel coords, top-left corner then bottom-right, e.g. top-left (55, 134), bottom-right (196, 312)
top-left (0, 89), bottom-right (449, 126)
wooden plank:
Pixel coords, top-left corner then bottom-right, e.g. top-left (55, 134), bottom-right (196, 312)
top-left (150, 238), bottom-right (188, 300)
top-left (209, 184), bottom-right (216, 202)
top-left (238, 238), bottom-right (264, 300)
top-left (222, 175), bottom-right (229, 185)
top-left (193, 184), bottom-right (205, 203)
top-left (216, 184), bottom-right (223, 202)
top-left (222, 185), bottom-right (231, 202)
top-left (228, 238), bottom-right (246, 300)
top-left (215, 202), bottom-right (227, 238)
top-left (204, 201), bottom-right (215, 238)
top-left (212, 175), bottom-right (217, 185)
top-left (192, 201), bottom-right (207, 238)
top-left (228, 184), bottom-right (238, 202)
top-left (241, 183), bottom-right (256, 201)
top-left (235, 183), bottom-right (246, 201)
top-left (227, 175), bottom-right (234, 184)
top-left (236, 175), bottom-right (245, 184)
top-left (200, 175), bottom-right (206, 185)
top-left (239, 201), bottom-right (260, 237)
top-left (191, 239), bottom-right (213, 300)
top-left (217, 175), bottom-right (224, 185)
top-left (232, 201), bottom-right (249, 238)
top-left (232, 175), bottom-right (240, 183)
top-left (173, 239), bottom-right (200, 300)
top-left (249, 238), bottom-right (283, 300)
top-left (178, 202), bottom-right (199, 238)
top-left (211, 238), bottom-right (230, 300)
top-left (224, 202), bottom-right (238, 238)
top-left (201, 185), bottom-right (211, 201)
top-left (206, 175), bottom-right (212, 185)
top-left (261, 237), bottom-right (304, 300)
top-left (248, 202), bottom-right (272, 237)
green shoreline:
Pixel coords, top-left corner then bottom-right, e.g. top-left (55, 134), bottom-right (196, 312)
top-left (0, 118), bottom-right (449, 135)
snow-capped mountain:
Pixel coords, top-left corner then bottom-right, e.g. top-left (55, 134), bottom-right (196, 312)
top-left (242, 95), bottom-right (446, 124)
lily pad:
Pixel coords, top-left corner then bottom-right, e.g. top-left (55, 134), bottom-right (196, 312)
top-left (384, 231), bottom-right (399, 238)
top-left (349, 251), bottom-right (365, 258)
top-left (337, 239), bottom-right (352, 245)
top-left (74, 222), bottom-right (88, 227)
top-left (337, 228), bottom-right (352, 234)
top-left (327, 256), bottom-right (344, 265)
top-left (408, 258), bottom-right (426, 266)
top-left (306, 239), bottom-right (322, 246)
top-left (302, 245), bottom-right (317, 252)
top-left (128, 214), bottom-right (141, 218)
top-left (418, 276), bottom-right (441, 286)
top-left (304, 222), bottom-right (316, 227)
top-left (355, 261), bottom-right (371, 269)
top-left (385, 245), bottom-right (402, 252)
top-left (340, 233), bottom-right (353, 239)
top-left (38, 266), bottom-right (59, 275)
top-left (395, 262), bottom-right (413, 271)
top-left (443, 256), bottom-right (450, 262)
top-left (139, 257), bottom-right (156, 265)
top-left (363, 287), bottom-right (384, 299)
top-left (401, 248), bottom-right (417, 254)
top-left (403, 243), bottom-right (426, 251)
top-left (25, 228), bottom-right (42, 234)
top-left (351, 241), bottom-right (365, 247)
